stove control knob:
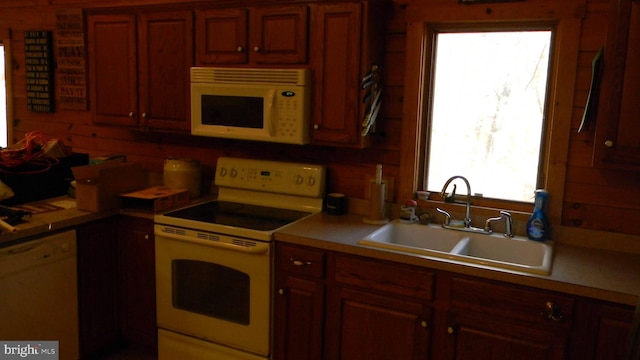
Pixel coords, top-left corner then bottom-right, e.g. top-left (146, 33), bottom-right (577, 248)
top-left (307, 176), bottom-right (316, 187)
top-left (295, 174), bottom-right (304, 185)
top-left (219, 167), bottom-right (227, 177)
top-left (230, 168), bottom-right (238, 178)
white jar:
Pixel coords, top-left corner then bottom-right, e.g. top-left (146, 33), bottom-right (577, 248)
top-left (163, 157), bottom-right (201, 198)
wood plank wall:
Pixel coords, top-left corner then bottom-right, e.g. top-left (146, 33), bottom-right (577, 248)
top-left (1, 0), bottom-right (639, 238)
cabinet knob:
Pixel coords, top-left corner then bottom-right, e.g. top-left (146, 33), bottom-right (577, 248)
top-left (253, 46), bottom-right (261, 52)
top-left (447, 326), bottom-right (454, 334)
top-left (128, 112), bottom-right (134, 117)
top-left (144, 234), bottom-right (149, 240)
top-left (237, 46), bottom-right (244, 53)
top-left (313, 124), bottom-right (319, 130)
top-left (142, 112), bottom-right (147, 119)
top-left (604, 140), bottom-right (614, 148)
top-left (542, 301), bottom-right (564, 322)
top-left (278, 288), bottom-right (284, 295)
top-left (420, 321), bottom-right (428, 328)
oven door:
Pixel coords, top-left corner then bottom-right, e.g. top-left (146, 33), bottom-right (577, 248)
top-left (154, 225), bottom-right (271, 357)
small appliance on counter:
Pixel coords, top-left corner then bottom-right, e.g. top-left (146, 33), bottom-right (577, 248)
top-left (163, 157), bottom-right (201, 199)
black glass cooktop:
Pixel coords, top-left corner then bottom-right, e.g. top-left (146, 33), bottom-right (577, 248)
top-left (163, 201), bottom-right (311, 231)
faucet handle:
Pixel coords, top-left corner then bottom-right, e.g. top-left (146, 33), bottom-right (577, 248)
top-left (436, 208), bottom-right (451, 226)
top-left (500, 211), bottom-right (513, 237)
top-left (484, 211), bottom-right (513, 237)
top-left (484, 215), bottom-right (501, 233)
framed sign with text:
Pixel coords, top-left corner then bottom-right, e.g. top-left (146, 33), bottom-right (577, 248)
top-left (25, 30), bottom-right (55, 112)
top-left (56, 8), bottom-right (87, 111)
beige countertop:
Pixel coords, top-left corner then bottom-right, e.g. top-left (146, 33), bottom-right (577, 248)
top-left (275, 212), bottom-right (640, 307)
top-left (0, 196), bottom-right (116, 246)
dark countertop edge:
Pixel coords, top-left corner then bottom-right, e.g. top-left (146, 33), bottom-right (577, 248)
top-left (274, 212), bottom-right (640, 307)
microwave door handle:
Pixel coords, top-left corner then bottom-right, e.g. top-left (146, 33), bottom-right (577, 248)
top-left (265, 89), bottom-right (276, 136)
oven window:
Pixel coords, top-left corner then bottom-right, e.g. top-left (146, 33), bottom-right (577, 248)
top-left (172, 259), bottom-right (250, 325)
top-left (201, 94), bottom-right (263, 128)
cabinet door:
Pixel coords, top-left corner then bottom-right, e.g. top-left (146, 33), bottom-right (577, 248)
top-left (118, 216), bottom-right (157, 353)
top-left (446, 276), bottom-right (572, 360)
top-left (274, 244), bottom-right (326, 360)
top-left (311, 3), bottom-right (362, 145)
top-left (138, 10), bottom-right (193, 132)
top-left (592, 304), bottom-right (634, 360)
top-left (570, 299), bottom-right (635, 360)
top-left (87, 13), bottom-right (138, 127)
top-left (251, 5), bottom-right (308, 64)
top-left (274, 275), bottom-right (325, 360)
top-left (76, 218), bottom-right (120, 357)
top-left (195, 8), bottom-right (249, 65)
top-left (594, 0), bottom-right (640, 168)
top-left (327, 287), bottom-right (431, 360)
top-left (447, 312), bottom-right (568, 360)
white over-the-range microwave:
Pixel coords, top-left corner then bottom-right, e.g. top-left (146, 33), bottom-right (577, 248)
top-left (190, 67), bottom-right (311, 145)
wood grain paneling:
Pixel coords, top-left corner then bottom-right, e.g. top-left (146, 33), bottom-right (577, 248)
top-left (2, 0), bottom-right (639, 239)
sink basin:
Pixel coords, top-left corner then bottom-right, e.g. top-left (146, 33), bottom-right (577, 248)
top-left (451, 234), bottom-right (554, 275)
top-left (358, 220), bottom-right (554, 275)
top-left (358, 221), bottom-right (463, 256)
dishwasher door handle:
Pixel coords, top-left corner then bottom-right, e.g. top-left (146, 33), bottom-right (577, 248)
top-left (1, 242), bottom-right (41, 256)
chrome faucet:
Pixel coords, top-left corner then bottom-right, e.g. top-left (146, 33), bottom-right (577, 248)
top-left (484, 211), bottom-right (514, 237)
top-left (438, 175), bottom-right (472, 227)
top-left (436, 175), bottom-right (490, 234)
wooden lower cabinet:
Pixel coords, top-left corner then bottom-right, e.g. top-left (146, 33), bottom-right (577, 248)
top-left (570, 298), bottom-right (636, 360)
top-left (77, 218), bottom-right (121, 358)
top-left (117, 216), bottom-right (157, 354)
top-left (274, 274), bottom-right (325, 360)
top-left (444, 275), bottom-right (573, 360)
top-left (447, 312), bottom-right (568, 360)
top-left (77, 216), bottom-right (157, 358)
top-left (274, 244), bottom-right (326, 360)
top-left (327, 287), bottom-right (431, 360)
top-left (274, 244), bottom-right (432, 360)
top-left (274, 242), bottom-right (635, 360)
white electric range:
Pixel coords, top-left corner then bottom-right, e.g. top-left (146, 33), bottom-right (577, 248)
top-left (154, 157), bottom-right (325, 360)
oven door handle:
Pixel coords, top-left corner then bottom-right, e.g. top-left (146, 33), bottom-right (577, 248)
top-left (156, 231), bottom-right (269, 255)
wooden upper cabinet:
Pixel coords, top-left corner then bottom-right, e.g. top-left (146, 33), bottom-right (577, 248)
top-left (310, 3), bottom-right (361, 145)
top-left (87, 13), bottom-right (138, 128)
top-left (310, 1), bottom-right (388, 147)
top-left (251, 6), bottom-right (308, 64)
top-left (87, 10), bottom-right (193, 132)
top-left (195, 8), bottom-right (249, 64)
top-left (195, 5), bottom-right (308, 66)
top-left (138, 11), bottom-right (193, 132)
top-left (593, 0), bottom-right (640, 168)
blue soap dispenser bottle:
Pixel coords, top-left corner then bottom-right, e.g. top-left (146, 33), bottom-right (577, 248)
top-left (527, 189), bottom-right (550, 241)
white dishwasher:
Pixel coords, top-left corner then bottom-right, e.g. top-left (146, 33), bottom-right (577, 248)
top-left (0, 229), bottom-right (79, 360)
